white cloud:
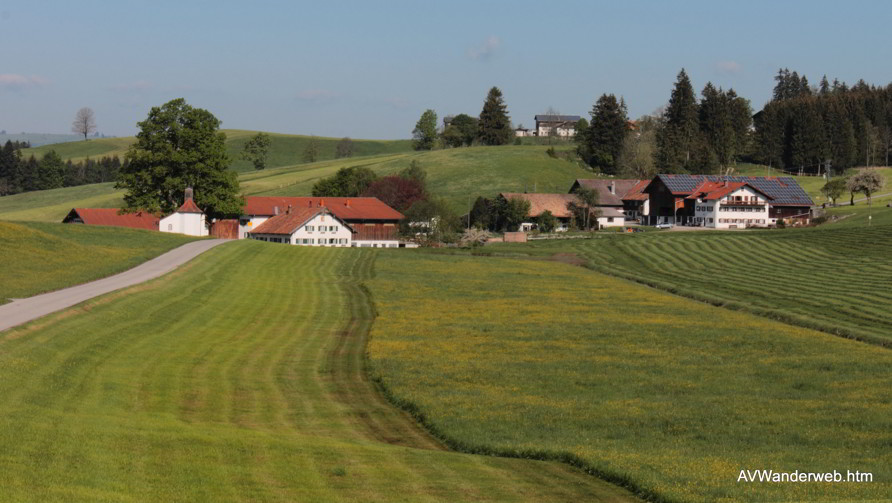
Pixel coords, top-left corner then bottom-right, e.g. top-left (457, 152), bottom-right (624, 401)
top-left (0, 74), bottom-right (48, 89)
top-left (297, 89), bottom-right (340, 101)
top-left (467, 35), bottom-right (501, 61)
top-left (716, 60), bottom-right (743, 75)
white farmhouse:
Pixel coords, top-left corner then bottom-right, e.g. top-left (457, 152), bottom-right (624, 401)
top-left (248, 206), bottom-right (353, 246)
top-left (159, 188), bottom-right (209, 236)
top-left (689, 182), bottom-right (771, 229)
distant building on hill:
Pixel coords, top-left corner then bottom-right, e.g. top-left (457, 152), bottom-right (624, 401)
top-left (534, 115), bottom-right (581, 137)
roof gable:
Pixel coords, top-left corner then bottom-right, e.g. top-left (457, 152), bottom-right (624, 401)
top-left (63, 208), bottom-right (159, 230)
top-left (250, 207), bottom-right (353, 235)
top-left (176, 198), bottom-right (204, 214)
top-left (572, 179), bottom-right (646, 206)
top-left (242, 197), bottom-right (404, 221)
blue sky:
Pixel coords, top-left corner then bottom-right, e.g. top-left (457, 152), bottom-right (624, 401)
top-left (3, 0), bottom-right (892, 139)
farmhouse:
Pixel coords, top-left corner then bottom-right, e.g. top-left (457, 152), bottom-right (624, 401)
top-left (569, 178), bottom-right (650, 225)
top-left (534, 115), bottom-right (581, 137)
top-left (644, 174), bottom-right (814, 226)
top-left (500, 193), bottom-right (576, 231)
top-left (686, 181), bottom-right (772, 229)
top-left (248, 206), bottom-right (353, 246)
top-left (239, 196), bottom-right (404, 247)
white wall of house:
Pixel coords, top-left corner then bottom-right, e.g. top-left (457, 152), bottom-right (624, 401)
top-left (251, 213), bottom-right (353, 246)
top-left (238, 216), bottom-right (270, 239)
top-left (693, 187), bottom-right (769, 229)
top-left (596, 215), bottom-right (625, 229)
top-left (536, 125), bottom-right (575, 137)
top-left (160, 211), bottom-right (208, 236)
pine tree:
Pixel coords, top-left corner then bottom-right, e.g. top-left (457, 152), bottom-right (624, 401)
top-left (583, 94), bottom-right (629, 174)
top-left (656, 69), bottom-right (700, 172)
top-left (477, 87), bottom-right (513, 146)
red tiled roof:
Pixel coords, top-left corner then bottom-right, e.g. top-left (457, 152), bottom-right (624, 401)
top-left (621, 179), bottom-right (650, 201)
top-left (242, 196), bottom-right (404, 221)
top-left (177, 198), bottom-right (204, 214)
top-left (501, 193), bottom-right (579, 218)
top-left (250, 207), bottom-right (353, 235)
top-left (63, 208), bottom-right (159, 230)
top-left (686, 181), bottom-right (773, 201)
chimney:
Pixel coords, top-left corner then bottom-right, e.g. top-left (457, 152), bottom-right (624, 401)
top-left (273, 206), bottom-right (279, 215)
top-left (185, 187), bottom-right (194, 201)
top-left (286, 204), bottom-right (292, 214)
top-left (308, 200), bottom-right (312, 207)
top-left (608, 182), bottom-right (615, 194)
top-left (345, 199), bottom-right (351, 208)
top-left (320, 199), bottom-right (325, 207)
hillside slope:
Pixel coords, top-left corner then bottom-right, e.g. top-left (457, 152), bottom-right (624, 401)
top-left (0, 145), bottom-right (594, 221)
top-left (21, 130), bottom-right (414, 173)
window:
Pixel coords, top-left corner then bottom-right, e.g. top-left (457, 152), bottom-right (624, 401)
top-left (307, 225), bottom-right (314, 232)
top-left (607, 217), bottom-right (614, 223)
top-left (708, 218), bottom-right (713, 223)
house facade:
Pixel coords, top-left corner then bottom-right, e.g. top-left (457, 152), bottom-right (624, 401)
top-left (569, 178), bottom-right (649, 226)
top-left (644, 174), bottom-right (814, 227)
top-left (688, 182), bottom-right (771, 229)
top-left (534, 115), bottom-right (581, 137)
top-left (239, 196), bottom-right (404, 247)
top-left (248, 207), bottom-right (353, 246)
top-left (500, 192), bottom-right (576, 231)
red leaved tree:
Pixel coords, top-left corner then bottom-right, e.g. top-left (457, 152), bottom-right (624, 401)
top-left (361, 175), bottom-right (426, 211)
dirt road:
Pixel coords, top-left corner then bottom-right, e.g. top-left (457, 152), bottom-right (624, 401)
top-left (0, 239), bottom-right (228, 332)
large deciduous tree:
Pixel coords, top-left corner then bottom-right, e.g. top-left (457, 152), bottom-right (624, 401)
top-left (240, 132), bottom-right (272, 170)
top-left (71, 107), bottom-right (97, 140)
top-left (846, 170), bottom-right (886, 224)
top-left (442, 113), bottom-right (478, 147)
top-left (311, 166), bottom-right (377, 197)
top-left (477, 87), bottom-right (513, 145)
top-left (413, 109), bottom-right (438, 150)
top-left (116, 98), bottom-right (242, 218)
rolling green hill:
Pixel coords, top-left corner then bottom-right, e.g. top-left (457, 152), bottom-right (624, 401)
top-left (368, 251), bottom-right (892, 503)
top-left (1, 145), bottom-right (594, 221)
top-left (0, 221), bottom-right (195, 304)
top-left (21, 130), bottom-right (414, 173)
top-left (0, 243), bottom-right (639, 502)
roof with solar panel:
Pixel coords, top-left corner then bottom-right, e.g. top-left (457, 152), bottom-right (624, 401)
top-left (652, 174), bottom-right (814, 206)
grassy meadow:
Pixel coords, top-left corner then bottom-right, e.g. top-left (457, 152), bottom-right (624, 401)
top-left (1, 144), bottom-right (591, 222)
top-left (486, 221), bottom-right (892, 345)
top-left (0, 221), bottom-right (195, 304)
top-left (367, 252), bottom-right (892, 503)
top-left (21, 130), bottom-right (414, 173)
top-left (0, 242), bottom-right (639, 502)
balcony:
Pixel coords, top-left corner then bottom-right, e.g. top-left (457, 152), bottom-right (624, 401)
top-left (721, 199), bottom-right (764, 206)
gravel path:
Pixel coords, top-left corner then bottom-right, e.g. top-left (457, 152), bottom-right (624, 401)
top-left (0, 239), bottom-right (228, 332)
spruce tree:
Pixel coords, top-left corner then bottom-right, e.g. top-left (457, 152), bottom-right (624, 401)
top-left (584, 94), bottom-right (629, 174)
top-left (656, 69), bottom-right (700, 172)
top-left (477, 87), bottom-right (513, 146)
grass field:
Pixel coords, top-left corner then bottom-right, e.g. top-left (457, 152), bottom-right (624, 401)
top-left (0, 145), bottom-right (592, 221)
top-left (21, 130), bottom-right (414, 173)
top-left (0, 242), bottom-right (639, 502)
top-left (0, 221), bottom-right (195, 304)
top-left (481, 220), bottom-right (892, 346)
top-left (367, 252), bottom-right (892, 503)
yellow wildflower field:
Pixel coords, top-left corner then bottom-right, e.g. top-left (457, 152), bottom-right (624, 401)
top-left (368, 252), bottom-right (892, 503)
